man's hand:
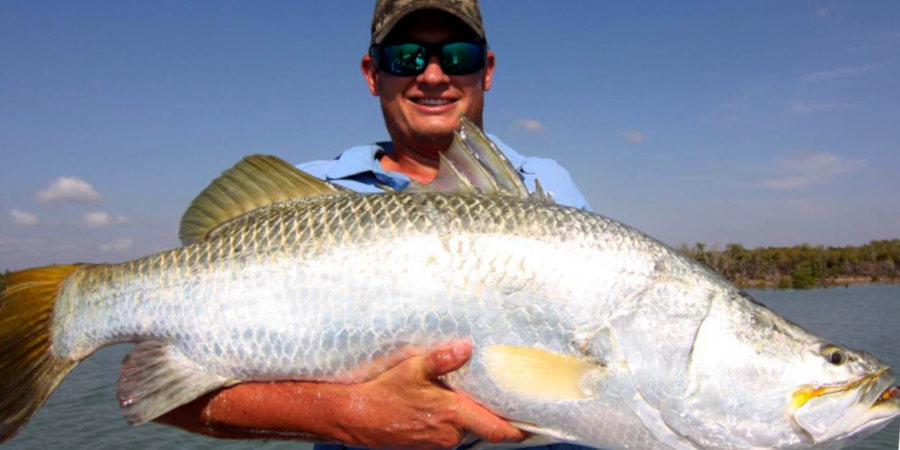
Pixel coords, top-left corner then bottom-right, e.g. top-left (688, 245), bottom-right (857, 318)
top-left (332, 340), bottom-right (526, 449)
top-left (157, 339), bottom-right (526, 449)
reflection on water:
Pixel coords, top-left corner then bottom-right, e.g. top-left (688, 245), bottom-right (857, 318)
top-left (6, 285), bottom-right (899, 449)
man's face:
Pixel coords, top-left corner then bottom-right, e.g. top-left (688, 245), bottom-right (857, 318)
top-left (362, 11), bottom-right (495, 153)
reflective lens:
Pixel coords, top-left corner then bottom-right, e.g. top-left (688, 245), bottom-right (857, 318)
top-left (381, 43), bottom-right (428, 75)
top-left (440, 42), bottom-right (484, 75)
top-left (371, 42), bottom-right (486, 76)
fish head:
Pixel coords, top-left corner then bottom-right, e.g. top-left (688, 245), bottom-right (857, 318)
top-left (662, 290), bottom-right (900, 448)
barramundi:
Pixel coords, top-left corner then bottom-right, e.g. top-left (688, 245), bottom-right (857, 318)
top-left (1, 118), bottom-right (898, 448)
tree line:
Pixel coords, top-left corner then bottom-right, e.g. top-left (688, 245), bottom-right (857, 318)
top-left (2, 240), bottom-right (898, 291)
top-left (679, 239), bottom-right (900, 289)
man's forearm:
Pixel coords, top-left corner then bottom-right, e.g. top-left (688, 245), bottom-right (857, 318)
top-left (157, 381), bottom-right (350, 442)
top-left (156, 341), bottom-right (525, 448)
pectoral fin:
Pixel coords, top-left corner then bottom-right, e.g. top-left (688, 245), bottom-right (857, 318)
top-left (118, 342), bottom-right (237, 425)
top-left (481, 345), bottom-right (603, 401)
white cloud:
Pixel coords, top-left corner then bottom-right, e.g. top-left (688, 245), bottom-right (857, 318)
top-left (621, 129), bottom-right (646, 144)
top-left (82, 211), bottom-right (130, 228)
top-left (801, 62), bottom-right (888, 82)
top-left (790, 100), bottom-right (854, 113)
top-left (762, 150), bottom-right (867, 190)
top-left (37, 176), bottom-right (101, 204)
top-left (514, 119), bottom-right (544, 132)
top-left (10, 209), bottom-right (39, 226)
top-left (99, 238), bottom-right (133, 252)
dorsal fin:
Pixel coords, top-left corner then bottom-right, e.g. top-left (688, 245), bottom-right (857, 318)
top-left (456, 115), bottom-right (530, 197)
top-left (430, 145), bottom-right (481, 192)
top-left (179, 154), bottom-right (349, 245)
top-left (407, 115), bottom-right (553, 203)
top-left (423, 115), bottom-right (529, 197)
top-left (531, 178), bottom-right (553, 203)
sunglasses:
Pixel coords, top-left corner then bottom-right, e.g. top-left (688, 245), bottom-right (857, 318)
top-left (369, 42), bottom-right (487, 76)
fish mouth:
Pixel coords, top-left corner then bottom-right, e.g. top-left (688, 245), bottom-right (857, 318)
top-left (791, 370), bottom-right (900, 443)
top-left (793, 369), bottom-right (899, 406)
top-left (791, 371), bottom-right (884, 410)
top-left (874, 385), bottom-right (899, 406)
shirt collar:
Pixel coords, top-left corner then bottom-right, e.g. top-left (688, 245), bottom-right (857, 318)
top-left (324, 134), bottom-right (526, 191)
top-left (325, 142), bottom-right (411, 191)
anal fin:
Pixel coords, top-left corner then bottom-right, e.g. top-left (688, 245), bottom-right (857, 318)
top-left (118, 342), bottom-right (236, 425)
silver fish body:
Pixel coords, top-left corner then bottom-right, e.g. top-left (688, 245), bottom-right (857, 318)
top-left (48, 191), bottom-right (900, 449)
top-left (55, 192), bottom-right (642, 380)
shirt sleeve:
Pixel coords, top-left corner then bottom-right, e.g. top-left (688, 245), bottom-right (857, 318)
top-left (295, 159), bottom-right (334, 180)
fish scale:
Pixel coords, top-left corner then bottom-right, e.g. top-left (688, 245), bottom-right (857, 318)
top-left (55, 194), bottom-right (600, 370)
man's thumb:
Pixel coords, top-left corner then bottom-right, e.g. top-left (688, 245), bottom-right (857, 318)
top-left (423, 339), bottom-right (472, 377)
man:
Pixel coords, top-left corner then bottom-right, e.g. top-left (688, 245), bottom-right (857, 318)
top-left (160, 1), bottom-right (590, 448)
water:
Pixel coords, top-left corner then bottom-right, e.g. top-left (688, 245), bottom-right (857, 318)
top-left (6, 285), bottom-right (900, 449)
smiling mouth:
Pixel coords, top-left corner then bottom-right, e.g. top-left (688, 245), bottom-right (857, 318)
top-left (412, 98), bottom-right (455, 106)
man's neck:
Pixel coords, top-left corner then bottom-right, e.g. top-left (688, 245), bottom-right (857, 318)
top-left (379, 138), bottom-right (448, 184)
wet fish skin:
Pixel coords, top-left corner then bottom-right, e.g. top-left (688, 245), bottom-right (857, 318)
top-left (54, 193), bottom-right (620, 379)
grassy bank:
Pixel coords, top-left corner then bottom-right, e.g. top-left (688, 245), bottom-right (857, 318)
top-left (727, 275), bottom-right (898, 290)
top-left (680, 240), bottom-right (900, 289)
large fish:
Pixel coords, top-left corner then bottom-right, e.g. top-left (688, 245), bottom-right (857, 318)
top-left (0, 118), bottom-right (898, 448)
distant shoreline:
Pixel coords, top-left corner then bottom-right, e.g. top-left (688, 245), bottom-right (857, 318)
top-left (681, 240), bottom-right (900, 290)
top-left (734, 276), bottom-right (900, 290)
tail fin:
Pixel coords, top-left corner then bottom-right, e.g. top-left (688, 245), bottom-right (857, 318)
top-left (0, 265), bottom-right (83, 443)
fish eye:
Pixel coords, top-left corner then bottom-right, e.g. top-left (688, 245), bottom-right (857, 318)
top-left (821, 346), bottom-right (846, 365)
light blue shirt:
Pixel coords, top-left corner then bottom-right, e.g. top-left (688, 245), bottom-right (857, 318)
top-left (297, 135), bottom-right (591, 211)
top-left (304, 136), bottom-right (591, 450)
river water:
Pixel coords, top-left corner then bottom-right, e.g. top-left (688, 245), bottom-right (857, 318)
top-left (6, 285), bottom-right (899, 449)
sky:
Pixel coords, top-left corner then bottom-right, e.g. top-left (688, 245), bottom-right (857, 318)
top-left (1, 1), bottom-right (899, 270)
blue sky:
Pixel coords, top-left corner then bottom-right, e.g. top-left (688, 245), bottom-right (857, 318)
top-left (2, 1), bottom-right (899, 270)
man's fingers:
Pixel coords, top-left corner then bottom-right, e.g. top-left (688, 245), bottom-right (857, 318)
top-left (453, 395), bottom-right (527, 443)
top-left (422, 339), bottom-right (472, 378)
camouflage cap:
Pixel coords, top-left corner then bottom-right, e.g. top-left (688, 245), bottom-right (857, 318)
top-left (370, 0), bottom-right (486, 45)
